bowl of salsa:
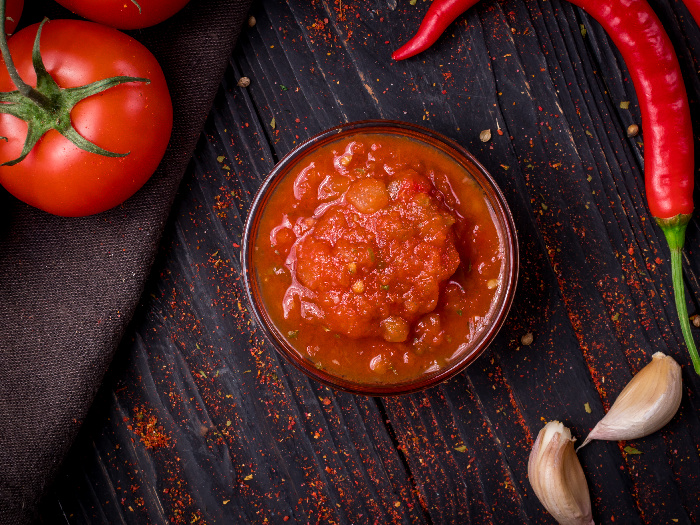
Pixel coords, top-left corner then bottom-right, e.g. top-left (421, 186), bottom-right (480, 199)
top-left (242, 121), bottom-right (518, 395)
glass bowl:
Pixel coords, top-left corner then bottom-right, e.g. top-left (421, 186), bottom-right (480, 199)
top-left (241, 120), bottom-right (518, 395)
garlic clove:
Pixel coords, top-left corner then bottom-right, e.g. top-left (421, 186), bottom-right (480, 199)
top-left (579, 352), bottom-right (682, 449)
top-left (528, 421), bottom-right (594, 525)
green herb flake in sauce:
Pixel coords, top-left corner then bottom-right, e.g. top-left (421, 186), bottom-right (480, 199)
top-left (624, 445), bottom-right (642, 455)
top-left (287, 330), bottom-right (299, 339)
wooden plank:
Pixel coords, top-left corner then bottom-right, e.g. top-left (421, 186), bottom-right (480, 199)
top-left (40, 0), bottom-right (700, 523)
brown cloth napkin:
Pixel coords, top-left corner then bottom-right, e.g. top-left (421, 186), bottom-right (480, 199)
top-left (0, 0), bottom-right (251, 522)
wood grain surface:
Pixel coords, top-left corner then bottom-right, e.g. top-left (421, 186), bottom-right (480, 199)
top-left (39, 0), bottom-right (700, 523)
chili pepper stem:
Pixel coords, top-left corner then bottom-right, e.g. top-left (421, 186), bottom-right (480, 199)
top-left (658, 214), bottom-right (700, 375)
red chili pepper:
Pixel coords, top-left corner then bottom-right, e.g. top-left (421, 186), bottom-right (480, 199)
top-left (682, 0), bottom-right (700, 28)
top-left (394, 0), bottom-right (700, 374)
top-left (392, 0), bottom-right (479, 60)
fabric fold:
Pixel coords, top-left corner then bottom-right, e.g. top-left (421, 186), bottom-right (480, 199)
top-left (0, 0), bottom-right (251, 522)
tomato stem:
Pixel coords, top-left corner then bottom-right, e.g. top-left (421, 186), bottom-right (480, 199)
top-left (0, 5), bottom-right (151, 166)
top-left (0, 1), bottom-right (51, 107)
top-left (658, 214), bottom-right (700, 375)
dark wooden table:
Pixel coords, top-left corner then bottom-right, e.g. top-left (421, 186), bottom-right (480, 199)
top-left (37, 0), bottom-right (700, 522)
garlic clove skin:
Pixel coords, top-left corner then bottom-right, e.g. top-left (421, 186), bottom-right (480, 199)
top-left (528, 421), bottom-right (595, 525)
top-left (579, 352), bottom-right (682, 449)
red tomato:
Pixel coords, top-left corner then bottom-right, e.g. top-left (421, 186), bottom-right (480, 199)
top-left (5, 0), bottom-right (23, 35)
top-left (54, 0), bottom-right (190, 29)
top-left (0, 20), bottom-right (173, 216)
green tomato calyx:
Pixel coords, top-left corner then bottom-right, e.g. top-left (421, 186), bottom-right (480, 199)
top-left (0, 16), bottom-right (150, 166)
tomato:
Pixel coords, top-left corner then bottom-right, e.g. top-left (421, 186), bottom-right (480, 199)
top-left (5, 0), bottom-right (22, 35)
top-left (54, 0), bottom-right (190, 29)
top-left (0, 20), bottom-right (173, 216)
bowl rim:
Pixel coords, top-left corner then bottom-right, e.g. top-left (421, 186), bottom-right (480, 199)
top-left (241, 119), bottom-right (519, 396)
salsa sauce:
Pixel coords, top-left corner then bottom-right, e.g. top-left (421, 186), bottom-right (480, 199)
top-left (252, 133), bottom-right (504, 385)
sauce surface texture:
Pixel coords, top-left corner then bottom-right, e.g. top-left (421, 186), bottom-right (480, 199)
top-left (253, 133), bottom-right (504, 385)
